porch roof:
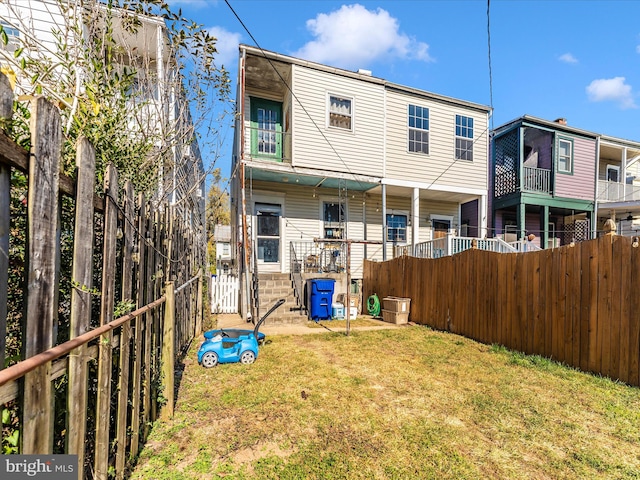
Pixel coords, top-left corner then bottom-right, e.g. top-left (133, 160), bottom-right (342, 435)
top-left (244, 162), bottom-right (380, 192)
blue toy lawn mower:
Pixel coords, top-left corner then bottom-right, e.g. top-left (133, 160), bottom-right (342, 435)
top-left (197, 298), bottom-right (285, 368)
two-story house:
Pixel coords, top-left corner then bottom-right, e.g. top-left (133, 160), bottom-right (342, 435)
top-left (231, 44), bottom-right (491, 320)
top-left (490, 115), bottom-right (640, 247)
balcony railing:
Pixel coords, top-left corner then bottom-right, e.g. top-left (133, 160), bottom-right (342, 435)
top-left (394, 234), bottom-right (517, 259)
top-left (522, 166), bottom-right (552, 194)
top-left (598, 181), bottom-right (640, 203)
top-left (495, 167), bottom-right (553, 197)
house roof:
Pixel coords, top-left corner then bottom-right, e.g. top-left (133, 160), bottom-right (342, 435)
top-left (493, 115), bottom-right (640, 148)
top-left (239, 44), bottom-right (492, 115)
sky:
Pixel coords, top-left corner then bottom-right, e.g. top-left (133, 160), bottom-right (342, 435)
top-left (169, 0), bottom-right (640, 181)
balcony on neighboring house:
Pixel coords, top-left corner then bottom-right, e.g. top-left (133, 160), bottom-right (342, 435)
top-left (597, 180), bottom-right (640, 203)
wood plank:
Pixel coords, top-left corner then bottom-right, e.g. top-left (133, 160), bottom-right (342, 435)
top-left (611, 236), bottom-right (626, 382)
top-left (599, 236), bottom-right (613, 378)
top-left (564, 243), bottom-right (577, 365)
top-left (23, 96), bottom-right (62, 454)
top-left (0, 164), bottom-right (8, 372)
top-left (580, 239), bottom-right (596, 372)
top-left (617, 236), bottom-right (631, 384)
top-left (629, 236), bottom-right (640, 387)
top-left (116, 181), bottom-right (135, 479)
top-left (0, 73), bottom-right (11, 372)
top-left (130, 195), bottom-right (147, 457)
top-left (161, 282), bottom-right (175, 420)
top-left (67, 137), bottom-right (96, 477)
top-left (550, 248), bottom-right (561, 362)
top-left (142, 206), bottom-right (155, 436)
top-left (95, 164), bottom-right (119, 480)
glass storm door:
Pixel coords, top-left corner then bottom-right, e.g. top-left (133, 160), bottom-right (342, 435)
top-left (255, 203), bottom-right (281, 271)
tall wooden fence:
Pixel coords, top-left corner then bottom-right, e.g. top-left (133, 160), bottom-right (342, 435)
top-left (0, 76), bottom-right (205, 478)
top-left (364, 234), bottom-right (640, 387)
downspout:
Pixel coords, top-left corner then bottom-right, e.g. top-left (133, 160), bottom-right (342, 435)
top-left (239, 49), bottom-right (251, 320)
top-left (382, 183), bottom-right (387, 260)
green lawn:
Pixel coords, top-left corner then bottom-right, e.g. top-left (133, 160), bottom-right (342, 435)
top-left (130, 326), bottom-right (640, 479)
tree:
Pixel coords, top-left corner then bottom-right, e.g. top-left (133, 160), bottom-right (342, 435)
top-left (206, 167), bottom-right (230, 272)
top-left (0, 0), bottom-right (232, 210)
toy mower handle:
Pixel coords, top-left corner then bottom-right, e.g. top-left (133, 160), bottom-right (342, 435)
top-left (254, 298), bottom-right (286, 337)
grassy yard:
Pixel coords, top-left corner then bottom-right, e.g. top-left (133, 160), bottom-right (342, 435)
top-left (130, 326), bottom-right (640, 479)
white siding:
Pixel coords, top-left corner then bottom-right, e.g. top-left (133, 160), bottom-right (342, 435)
top-left (385, 89), bottom-right (489, 190)
top-left (290, 65), bottom-right (385, 177)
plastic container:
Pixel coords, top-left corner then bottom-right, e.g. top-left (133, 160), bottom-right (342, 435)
top-left (331, 303), bottom-right (345, 320)
top-left (307, 278), bottom-right (335, 320)
top-left (347, 306), bottom-right (358, 320)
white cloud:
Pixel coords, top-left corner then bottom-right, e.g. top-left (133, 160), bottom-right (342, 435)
top-left (586, 77), bottom-right (637, 109)
top-left (292, 4), bottom-right (432, 70)
top-left (558, 53), bottom-right (578, 64)
top-left (207, 26), bottom-right (241, 68)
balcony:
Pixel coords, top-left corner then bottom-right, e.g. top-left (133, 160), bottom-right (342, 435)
top-left (495, 166), bottom-right (552, 197)
top-left (598, 181), bottom-right (640, 203)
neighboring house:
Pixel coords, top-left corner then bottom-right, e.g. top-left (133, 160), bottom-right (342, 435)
top-left (490, 115), bottom-right (640, 248)
top-left (0, 0), bottom-right (205, 231)
top-left (214, 224), bottom-right (233, 274)
top-left (231, 44), bottom-right (491, 319)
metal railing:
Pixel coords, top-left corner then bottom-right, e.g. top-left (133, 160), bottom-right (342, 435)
top-left (290, 241), bottom-right (347, 273)
top-left (289, 243), bottom-right (306, 312)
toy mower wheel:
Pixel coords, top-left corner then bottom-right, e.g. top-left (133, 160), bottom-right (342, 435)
top-left (201, 351), bottom-right (218, 368)
top-left (239, 351), bottom-right (256, 364)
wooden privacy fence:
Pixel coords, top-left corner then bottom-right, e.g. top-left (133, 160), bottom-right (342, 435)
top-left (0, 77), bottom-right (205, 478)
top-left (364, 234), bottom-right (640, 387)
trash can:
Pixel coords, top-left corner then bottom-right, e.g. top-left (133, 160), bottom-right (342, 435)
top-left (307, 278), bottom-right (335, 320)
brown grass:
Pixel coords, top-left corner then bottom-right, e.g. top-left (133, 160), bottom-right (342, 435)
top-left (130, 326), bottom-right (640, 480)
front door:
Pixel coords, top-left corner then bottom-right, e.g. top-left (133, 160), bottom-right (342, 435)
top-left (255, 203), bottom-right (281, 272)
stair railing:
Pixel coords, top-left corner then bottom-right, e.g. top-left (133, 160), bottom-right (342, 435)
top-left (289, 242), bottom-right (306, 314)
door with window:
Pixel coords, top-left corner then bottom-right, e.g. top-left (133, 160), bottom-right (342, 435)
top-left (432, 219), bottom-right (450, 239)
top-left (255, 203), bottom-right (282, 272)
top-left (250, 98), bottom-right (282, 161)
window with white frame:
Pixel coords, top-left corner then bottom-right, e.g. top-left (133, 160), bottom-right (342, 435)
top-left (328, 95), bottom-right (352, 130)
top-left (557, 138), bottom-right (573, 173)
top-left (408, 104), bottom-right (429, 154)
top-left (606, 165), bottom-right (620, 182)
top-left (386, 214), bottom-right (407, 242)
top-left (455, 115), bottom-right (474, 161)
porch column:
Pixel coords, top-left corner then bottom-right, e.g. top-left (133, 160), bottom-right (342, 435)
top-left (411, 187), bottom-right (419, 252)
top-left (382, 183), bottom-right (387, 261)
top-left (540, 205), bottom-right (549, 249)
top-left (517, 202), bottom-right (526, 240)
top-left (479, 194), bottom-right (487, 238)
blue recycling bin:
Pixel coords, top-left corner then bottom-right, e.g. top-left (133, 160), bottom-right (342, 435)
top-left (307, 278), bottom-right (335, 320)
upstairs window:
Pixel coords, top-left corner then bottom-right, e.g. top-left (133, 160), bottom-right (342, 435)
top-left (386, 214), bottom-right (407, 242)
top-left (329, 95), bottom-right (352, 130)
top-left (455, 115), bottom-right (474, 161)
top-left (408, 104), bottom-right (429, 154)
top-left (250, 98), bottom-right (282, 160)
top-left (557, 138), bottom-right (573, 174)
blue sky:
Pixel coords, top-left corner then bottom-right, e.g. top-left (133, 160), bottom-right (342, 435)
top-left (171, 0), bottom-right (640, 180)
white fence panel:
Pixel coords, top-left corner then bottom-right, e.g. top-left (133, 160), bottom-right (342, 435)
top-left (211, 274), bottom-right (239, 313)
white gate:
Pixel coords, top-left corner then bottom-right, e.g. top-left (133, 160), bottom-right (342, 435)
top-left (211, 274), bottom-right (239, 313)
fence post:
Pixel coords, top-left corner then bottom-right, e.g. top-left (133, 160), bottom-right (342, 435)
top-left (22, 96), bottom-right (62, 454)
top-left (161, 281), bottom-right (175, 420)
top-left (67, 137), bottom-right (96, 476)
top-left (115, 181), bottom-right (134, 480)
top-left (95, 164), bottom-right (119, 480)
top-left (0, 73), bottom-right (13, 373)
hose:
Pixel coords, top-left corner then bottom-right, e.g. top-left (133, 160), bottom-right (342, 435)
top-left (367, 294), bottom-right (381, 317)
